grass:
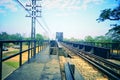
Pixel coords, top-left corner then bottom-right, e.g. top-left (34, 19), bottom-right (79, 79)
top-left (3, 45), bottom-right (28, 69)
top-left (3, 45), bottom-right (42, 64)
top-left (2, 45), bottom-right (44, 79)
top-left (2, 63), bottom-right (16, 80)
top-left (3, 45), bottom-right (42, 66)
top-left (4, 61), bottom-right (19, 69)
top-left (3, 45), bottom-right (28, 57)
top-left (3, 50), bottom-right (19, 58)
top-left (2, 61), bottom-right (19, 79)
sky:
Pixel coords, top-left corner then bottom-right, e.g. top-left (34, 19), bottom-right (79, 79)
top-left (0, 0), bottom-right (119, 39)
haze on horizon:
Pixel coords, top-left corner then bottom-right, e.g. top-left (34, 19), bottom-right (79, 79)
top-left (0, 0), bottom-right (118, 39)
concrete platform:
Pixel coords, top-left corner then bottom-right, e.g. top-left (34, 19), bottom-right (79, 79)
top-left (5, 46), bottom-right (61, 80)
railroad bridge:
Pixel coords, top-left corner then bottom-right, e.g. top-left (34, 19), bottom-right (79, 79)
top-left (0, 0), bottom-right (120, 80)
top-left (0, 40), bottom-right (120, 80)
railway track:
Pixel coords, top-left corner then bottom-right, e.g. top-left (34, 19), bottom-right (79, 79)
top-left (61, 42), bottom-right (120, 80)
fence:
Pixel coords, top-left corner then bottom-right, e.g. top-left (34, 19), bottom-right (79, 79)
top-left (79, 42), bottom-right (120, 54)
top-left (63, 41), bottom-right (110, 59)
top-left (0, 40), bottom-right (48, 80)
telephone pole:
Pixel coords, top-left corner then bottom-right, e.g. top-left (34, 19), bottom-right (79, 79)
top-left (26, 0), bottom-right (42, 40)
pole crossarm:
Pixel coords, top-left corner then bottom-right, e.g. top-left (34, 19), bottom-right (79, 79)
top-left (25, 0), bottom-right (42, 40)
top-left (16, 0), bottom-right (50, 39)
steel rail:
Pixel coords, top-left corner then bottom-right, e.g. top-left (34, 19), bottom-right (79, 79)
top-left (62, 42), bottom-right (120, 70)
top-left (61, 43), bottom-right (120, 80)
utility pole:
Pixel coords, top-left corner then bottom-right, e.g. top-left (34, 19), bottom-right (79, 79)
top-left (26, 0), bottom-right (42, 57)
top-left (26, 0), bottom-right (42, 40)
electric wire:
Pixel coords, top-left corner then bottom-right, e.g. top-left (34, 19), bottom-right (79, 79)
top-left (27, 0), bottom-right (50, 34)
top-left (41, 17), bottom-right (51, 33)
top-left (16, 0), bottom-right (49, 34)
top-left (27, 0), bottom-right (49, 33)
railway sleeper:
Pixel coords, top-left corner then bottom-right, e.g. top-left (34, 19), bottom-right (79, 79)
top-left (63, 43), bottom-right (120, 80)
top-left (66, 44), bottom-right (120, 73)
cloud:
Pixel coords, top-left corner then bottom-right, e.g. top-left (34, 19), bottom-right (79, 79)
top-left (0, 0), bottom-right (103, 13)
top-left (43, 0), bottom-right (103, 10)
top-left (43, 0), bottom-right (81, 10)
top-left (0, 0), bottom-right (18, 12)
top-left (81, 0), bottom-right (104, 10)
top-left (5, 3), bottom-right (17, 11)
top-left (42, 0), bottom-right (104, 17)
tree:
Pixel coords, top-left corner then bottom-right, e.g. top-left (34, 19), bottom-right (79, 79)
top-left (36, 33), bottom-right (44, 40)
top-left (84, 36), bottom-right (95, 42)
top-left (97, 0), bottom-right (120, 42)
top-left (106, 25), bottom-right (120, 42)
top-left (0, 32), bottom-right (23, 40)
top-left (94, 36), bottom-right (112, 42)
top-left (10, 33), bottom-right (23, 40)
top-left (0, 32), bottom-right (9, 40)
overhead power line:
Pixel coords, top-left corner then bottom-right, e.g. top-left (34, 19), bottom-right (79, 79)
top-left (16, 0), bottom-right (49, 39)
top-left (41, 17), bottom-right (51, 33)
top-left (27, 0), bottom-right (50, 34)
top-left (27, 0), bottom-right (49, 33)
top-left (36, 19), bottom-right (48, 33)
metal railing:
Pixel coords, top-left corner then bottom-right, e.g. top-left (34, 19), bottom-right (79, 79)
top-left (62, 42), bottom-right (120, 80)
top-left (0, 40), bottom-right (48, 80)
top-left (79, 42), bottom-right (120, 54)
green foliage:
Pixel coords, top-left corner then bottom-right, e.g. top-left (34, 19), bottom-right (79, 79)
top-left (5, 61), bottom-right (19, 68)
top-left (97, 6), bottom-right (120, 22)
top-left (10, 33), bottom-right (23, 40)
top-left (0, 32), bottom-right (23, 40)
top-left (0, 32), bottom-right (45, 41)
top-left (97, 0), bottom-right (120, 22)
top-left (97, 9), bottom-right (112, 22)
top-left (97, 0), bottom-right (120, 42)
top-left (64, 35), bottom-right (113, 43)
top-left (94, 36), bottom-right (112, 42)
top-left (106, 25), bottom-right (120, 42)
top-left (84, 36), bottom-right (95, 42)
top-left (84, 35), bottom-right (112, 43)
top-left (0, 32), bottom-right (9, 40)
top-left (36, 33), bottom-right (44, 40)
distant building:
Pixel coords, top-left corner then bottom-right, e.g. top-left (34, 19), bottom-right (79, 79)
top-left (56, 32), bottom-right (63, 41)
